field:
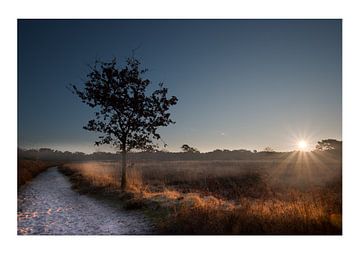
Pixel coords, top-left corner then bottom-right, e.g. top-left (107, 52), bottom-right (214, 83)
top-left (60, 151), bottom-right (342, 234)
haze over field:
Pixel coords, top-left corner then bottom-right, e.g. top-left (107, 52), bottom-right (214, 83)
top-left (18, 20), bottom-right (341, 153)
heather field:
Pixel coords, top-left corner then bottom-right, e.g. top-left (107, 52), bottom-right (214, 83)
top-left (59, 151), bottom-right (341, 234)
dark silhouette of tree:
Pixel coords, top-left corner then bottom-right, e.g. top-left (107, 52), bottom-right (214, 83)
top-left (316, 139), bottom-right (342, 151)
top-left (70, 57), bottom-right (178, 190)
top-left (263, 147), bottom-right (275, 153)
top-left (181, 144), bottom-right (200, 153)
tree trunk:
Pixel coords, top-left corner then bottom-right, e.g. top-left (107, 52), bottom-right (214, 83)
top-left (121, 150), bottom-right (127, 190)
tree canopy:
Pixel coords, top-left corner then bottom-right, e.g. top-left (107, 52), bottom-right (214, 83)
top-left (70, 57), bottom-right (178, 152)
top-left (315, 139), bottom-right (342, 151)
top-left (181, 144), bottom-right (200, 153)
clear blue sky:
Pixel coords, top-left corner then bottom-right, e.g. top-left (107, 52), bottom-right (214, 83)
top-left (18, 20), bottom-right (342, 153)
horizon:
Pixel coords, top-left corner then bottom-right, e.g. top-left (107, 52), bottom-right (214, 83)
top-left (18, 20), bottom-right (342, 154)
top-left (18, 137), bottom-right (342, 154)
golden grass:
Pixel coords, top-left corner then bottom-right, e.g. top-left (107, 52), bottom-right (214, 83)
top-left (60, 152), bottom-right (341, 234)
top-left (164, 195), bottom-right (341, 234)
top-left (18, 159), bottom-right (58, 187)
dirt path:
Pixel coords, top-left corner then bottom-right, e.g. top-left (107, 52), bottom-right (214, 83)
top-left (17, 167), bottom-right (155, 235)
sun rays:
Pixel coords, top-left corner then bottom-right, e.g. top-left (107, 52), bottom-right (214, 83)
top-left (268, 149), bottom-right (341, 188)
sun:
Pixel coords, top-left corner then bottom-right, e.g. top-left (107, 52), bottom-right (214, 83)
top-left (297, 140), bottom-right (308, 151)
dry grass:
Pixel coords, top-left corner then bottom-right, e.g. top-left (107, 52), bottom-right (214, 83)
top-left (60, 152), bottom-right (341, 234)
top-left (18, 159), bottom-right (58, 187)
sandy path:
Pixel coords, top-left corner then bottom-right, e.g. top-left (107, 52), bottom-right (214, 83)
top-left (17, 167), bottom-right (155, 235)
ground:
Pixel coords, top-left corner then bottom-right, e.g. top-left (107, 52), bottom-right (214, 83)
top-left (17, 167), bottom-right (155, 235)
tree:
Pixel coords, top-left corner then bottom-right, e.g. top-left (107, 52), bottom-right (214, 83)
top-left (181, 144), bottom-right (200, 153)
top-left (263, 147), bottom-right (274, 153)
top-left (316, 139), bottom-right (342, 151)
top-left (70, 57), bottom-right (178, 190)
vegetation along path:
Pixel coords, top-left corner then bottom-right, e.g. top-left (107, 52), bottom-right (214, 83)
top-left (17, 167), bottom-right (154, 235)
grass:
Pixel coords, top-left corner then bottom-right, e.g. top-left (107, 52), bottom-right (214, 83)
top-left (59, 152), bottom-right (341, 234)
top-left (18, 159), bottom-right (58, 187)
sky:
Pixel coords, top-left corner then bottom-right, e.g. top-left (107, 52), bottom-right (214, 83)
top-left (18, 19), bottom-right (342, 153)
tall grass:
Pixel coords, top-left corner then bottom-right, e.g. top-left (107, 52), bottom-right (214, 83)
top-left (18, 159), bottom-right (58, 187)
top-left (60, 153), bottom-right (341, 234)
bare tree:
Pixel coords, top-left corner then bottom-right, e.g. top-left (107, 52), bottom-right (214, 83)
top-left (70, 57), bottom-right (178, 190)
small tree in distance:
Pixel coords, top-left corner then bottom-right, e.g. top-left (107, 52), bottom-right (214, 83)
top-left (181, 144), bottom-right (200, 153)
top-left (70, 57), bottom-right (178, 190)
top-left (263, 147), bottom-right (275, 153)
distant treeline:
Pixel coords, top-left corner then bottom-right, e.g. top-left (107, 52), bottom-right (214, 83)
top-left (18, 145), bottom-right (341, 162)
